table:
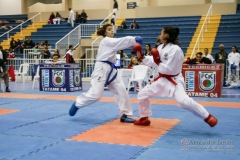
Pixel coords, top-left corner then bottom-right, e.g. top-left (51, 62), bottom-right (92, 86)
top-left (39, 63), bottom-right (82, 92)
top-left (182, 64), bottom-right (224, 98)
top-left (118, 69), bottom-right (132, 89)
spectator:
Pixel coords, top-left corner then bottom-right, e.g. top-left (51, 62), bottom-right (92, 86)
top-left (53, 12), bottom-right (62, 25)
top-left (8, 48), bottom-right (15, 58)
top-left (118, 20), bottom-right (127, 29)
top-left (10, 37), bottom-right (17, 49)
top-left (52, 49), bottom-right (61, 58)
top-left (45, 54), bottom-right (64, 65)
top-left (68, 8), bottom-right (75, 27)
top-left (215, 44), bottom-right (228, 86)
top-left (14, 39), bottom-right (23, 54)
top-left (129, 19), bottom-right (139, 29)
top-left (144, 44), bottom-right (152, 56)
top-left (0, 45), bottom-right (10, 92)
top-left (111, 13), bottom-right (116, 33)
top-left (49, 12), bottom-right (55, 24)
top-left (113, 0), bottom-right (118, 20)
top-left (203, 48), bottom-right (214, 63)
top-left (24, 37), bottom-right (35, 49)
top-left (66, 45), bottom-right (75, 63)
top-left (226, 46), bottom-right (240, 85)
top-left (186, 52), bottom-right (212, 64)
top-left (118, 50), bottom-right (128, 68)
top-left (79, 9), bottom-right (88, 23)
top-left (127, 56), bottom-right (141, 69)
top-left (75, 11), bottom-right (80, 23)
top-left (43, 47), bottom-right (51, 59)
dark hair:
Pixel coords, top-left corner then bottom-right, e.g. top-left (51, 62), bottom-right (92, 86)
top-left (97, 24), bottom-right (112, 37)
top-left (196, 52), bottom-right (203, 56)
top-left (163, 26), bottom-right (180, 45)
top-left (69, 45), bottom-right (73, 49)
top-left (232, 45), bottom-right (239, 53)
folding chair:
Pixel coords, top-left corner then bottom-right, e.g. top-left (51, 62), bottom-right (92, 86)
top-left (15, 63), bottom-right (29, 82)
top-left (32, 65), bottom-right (40, 89)
top-left (127, 65), bottom-right (149, 93)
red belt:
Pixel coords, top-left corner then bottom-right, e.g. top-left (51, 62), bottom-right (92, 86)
top-left (153, 73), bottom-right (179, 86)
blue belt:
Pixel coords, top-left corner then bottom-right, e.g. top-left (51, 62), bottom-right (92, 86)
top-left (100, 61), bottom-right (118, 87)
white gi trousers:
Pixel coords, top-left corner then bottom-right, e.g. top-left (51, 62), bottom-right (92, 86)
top-left (75, 62), bottom-right (133, 117)
top-left (137, 73), bottom-right (209, 120)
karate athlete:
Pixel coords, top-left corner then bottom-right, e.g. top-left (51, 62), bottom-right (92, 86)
top-left (69, 23), bottom-right (143, 123)
top-left (226, 45), bottom-right (240, 85)
top-left (133, 26), bottom-right (218, 127)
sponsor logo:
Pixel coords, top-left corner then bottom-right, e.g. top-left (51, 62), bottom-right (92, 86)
top-left (185, 71), bottom-right (194, 91)
top-left (69, 70), bottom-right (74, 87)
top-left (52, 69), bottom-right (65, 87)
top-left (74, 69), bottom-right (81, 86)
top-left (42, 69), bottom-right (49, 87)
top-left (199, 71), bottom-right (216, 91)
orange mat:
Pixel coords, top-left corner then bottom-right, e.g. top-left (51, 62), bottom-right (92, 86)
top-left (0, 108), bottom-right (19, 115)
top-left (68, 118), bottom-right (180, 147)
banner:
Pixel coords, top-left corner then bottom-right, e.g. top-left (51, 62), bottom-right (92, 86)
top-left (182, 64), bottom-right (224, 98)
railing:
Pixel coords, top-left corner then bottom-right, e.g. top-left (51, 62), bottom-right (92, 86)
top-left (55, 11), bottom-right (114, 56)
top-left (55, 24), bottom-right (100, 56)
top-left (100, 11), bottom-right (115, 27)
top-left (190, 4), bottom-right (212, 59)
top-left (0, 13), bottom-right (42, 44)
top-left (6, 57), bottom-right (131, 82)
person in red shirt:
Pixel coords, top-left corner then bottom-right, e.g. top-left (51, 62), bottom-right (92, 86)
top-left (65, 45), bottom-right (75, 63)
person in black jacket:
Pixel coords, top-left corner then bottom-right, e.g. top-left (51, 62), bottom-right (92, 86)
top-left (0, 45), bottom-right (11, 92)
top-left (186, 52), bottom-right (212, 64)
top-left (215, 44), bottom-right (228, 86)
top-left (79, 9), bottom-right (88, 23)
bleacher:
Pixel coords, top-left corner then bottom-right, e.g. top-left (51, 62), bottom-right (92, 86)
top-left (115, 16), bottom-right (201, 57)
top-left (212, 13), bottom-right (240, 56)
top-left (30, 20), bottom-right (102, 48)
top-left (0, 14), bottom-right (29, 42)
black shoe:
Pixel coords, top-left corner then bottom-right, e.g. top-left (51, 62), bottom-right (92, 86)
top-left (120, 114), bottom-right (135, 123)
top-left (5, 87), bottom-right (11, 92)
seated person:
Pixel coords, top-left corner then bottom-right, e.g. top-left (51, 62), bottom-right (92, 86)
top-left (24, 37), bottom-right (35, 49)
top-left (186, 52), bottom-right (212, 64)
top-left (52, 49), bottom-right (61, 58)
top-left (49, 12), bottom-right (55, 24)
top-left (129, 19), bottom-right (139, 29)
top-left (53, 12), bottom-right (63, 25)
top-left (8, 48), bottom-right (15, 58)
top-left (42, 47), bottom-right (51, 59)
top-left (10, 37), bottom-right (17, 49)
top-left (44, 54), bottom-right (64, 65)
top-left (0, 59), bottom-right (11, 92)
top-left (79, 9), bottom-right (88, 23)
top-left (118, 20), bottom-right (127, 29)
top-left (127, 56), bottom-right (142, 69)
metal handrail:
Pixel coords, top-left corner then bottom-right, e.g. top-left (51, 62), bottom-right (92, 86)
top-left (55, 24), bottom-right (81, 49)
top-left (0, 13), bottom-right (41, 43)
top-left (190, 4), bottom-right (212, 58)
top-left (100, 11), bottom-right (115, 27)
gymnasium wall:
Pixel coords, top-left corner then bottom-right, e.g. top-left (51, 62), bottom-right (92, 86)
top-left (0, 0), bottom-right (238, 19)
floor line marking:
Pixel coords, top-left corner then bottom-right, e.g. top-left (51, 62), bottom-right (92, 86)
top-left (1, 93), bottom-right (240, 108)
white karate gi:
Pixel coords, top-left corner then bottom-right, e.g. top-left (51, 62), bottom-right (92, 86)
top-left (68, 9), bottom-right (75, 27)
top-left (227, 52), bottom-right (240, 83)
top-left (137, 43), bottom-right (209, 119)
top-left (75, 36), bottom-right (137, 117)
